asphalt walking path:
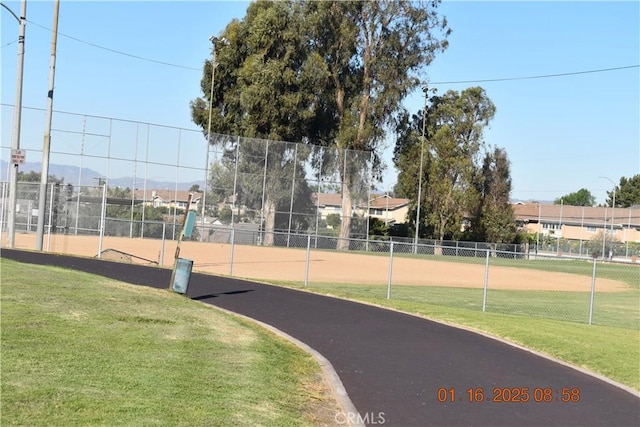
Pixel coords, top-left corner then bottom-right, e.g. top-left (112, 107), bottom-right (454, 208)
top-left (3, 249), bottom-right (639, 427)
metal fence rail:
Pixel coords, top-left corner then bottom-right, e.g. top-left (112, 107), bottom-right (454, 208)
top-left (2, 196), bottom-right (637, 330)
top-left (1, 106), bottom-right (638, 330)
top-left (1, 105), bottom-right (375, 243)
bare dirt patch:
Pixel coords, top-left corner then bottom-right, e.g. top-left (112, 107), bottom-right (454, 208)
top-left (5, 233), bottom-right (628, 292)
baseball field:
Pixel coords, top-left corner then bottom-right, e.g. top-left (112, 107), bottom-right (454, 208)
top-left (6, 233), bottom-right (630, 293)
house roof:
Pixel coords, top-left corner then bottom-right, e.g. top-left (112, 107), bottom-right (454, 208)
top-left (313, 193), bottom-right (343, 207)
top-left (133, 189), bottom-right (202, 202)
top-left (512, 203), bottom-right (640, 228)
top-left (368, 194), bottom-right (409, 210)
top-left (312, 193), bottom-right (409, 210)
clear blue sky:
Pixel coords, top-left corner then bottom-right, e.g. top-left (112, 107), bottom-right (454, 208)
top-left (2, 1), bottom-right (639, 204)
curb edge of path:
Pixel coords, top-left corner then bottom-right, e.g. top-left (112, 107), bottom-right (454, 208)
top-left (196, 272), bottom-right (640, 401)
top-left (193, 300), bottom-right (366, 427)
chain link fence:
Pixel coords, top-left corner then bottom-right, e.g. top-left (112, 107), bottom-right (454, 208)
top-left (521, 202), bottom-right (640, 261)
top-left (1, 105), bottom-right (375, 243)
top-left (2, 106), bottom-right (638, 330)
top-left (2, 185), bottom-right (638, 330)
top-left (4, 190), bottom-right (636, 331)
top-left (203, 133), bottom-right (374, 243)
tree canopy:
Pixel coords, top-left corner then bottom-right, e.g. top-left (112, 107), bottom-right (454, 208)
top-left (472, 147), bottom-right (516, 244)
top-left (190, 1), bottom-right (318, 244)
top-left (607, 174), bottom-right (640, 208)
top-left (394, 86), bottom-right (507, 243)
top-left (301, 1), bottom-right (450, 248)
top-left (17, 171), bottom-right (64, 184)
top-left (554, 188), bottom-right (595, 206)
top-left (191, 0), bottom-right (450, 248)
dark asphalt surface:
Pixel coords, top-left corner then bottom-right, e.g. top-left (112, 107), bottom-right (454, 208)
top-left (3, 249), bottom-right (639, 427)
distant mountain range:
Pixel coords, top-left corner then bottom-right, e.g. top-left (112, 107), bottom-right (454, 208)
top-left (0, 160), bottom-right (204, 191)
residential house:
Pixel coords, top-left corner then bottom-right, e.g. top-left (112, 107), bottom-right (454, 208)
top-left (133, 189), bottom-right (202, 211)
top-left (512, 202), bottom-right (640, 244)
top-left (367, 194), bottom-right (410, 225)
top-left (314, 193), bottom-right (343, 219)
top-left (313, 193), bottom-right (410, 225)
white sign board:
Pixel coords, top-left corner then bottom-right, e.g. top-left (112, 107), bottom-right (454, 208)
top-left (11, 149), bottom-right (26, 165)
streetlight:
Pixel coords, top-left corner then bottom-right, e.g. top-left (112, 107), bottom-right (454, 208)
top-left (414, 84), bottom-right (435, 252)
top-left (200, 35), bottom-right (228, 240)
top-left (598, 176), bottom-right (616, 260)
top-left (3, 0), bottom-right (27, 248)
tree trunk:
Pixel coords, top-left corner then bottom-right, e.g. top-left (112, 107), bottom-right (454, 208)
top-left (263, 197), bottom-right (276, 246)
top-left (337, 179), bottom-right (352, 251)
top-left (435, 215), bottom-right (445, 255)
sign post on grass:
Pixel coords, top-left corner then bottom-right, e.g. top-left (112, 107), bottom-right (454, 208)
top-left (170, 194), bottom-right (196, 293)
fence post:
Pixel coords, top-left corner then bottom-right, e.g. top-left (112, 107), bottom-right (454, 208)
top-left (0, 182), bottom-right (5, 237)
top-left (231, 137), bottom-right (240, 226)
top-left (287, 143), bottom-right (298, 248)
top-left (482, 249), bottom-right (489, 312)
top-left (46, 183), bottom-right (55, 251)
top-left (200, 130), bottom-right (209, 242)
top-left (387, 241), bottom-right (394, 299)
top-left (259, 140), bottom-right (269, 246)
top-left (588, 258), bottom-right (597, 325)
top-left (97, 183), bottom-right (107, 258)
top-left (229, 228), bottom-right (235, 276)
top-left (304, 234), bottom-right (311, 287)
top-left (159, 222), bottom-right (166, 266)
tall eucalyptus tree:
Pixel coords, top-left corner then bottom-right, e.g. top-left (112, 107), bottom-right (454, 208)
top-left (192, 0), bottom-right (450, 248)
top-left (191, 1), bottom-right (318, 244)
top-left (394, 87), bottom-right (499, 243)
top-left (302, 0), bottom-right (450, 248)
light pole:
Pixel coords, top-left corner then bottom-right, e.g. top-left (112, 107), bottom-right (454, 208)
top-left (200, 36), bottom-right (227, 240)
top-left (36, 0), bottom-right (60, 251)
top-left (3, 0), bottom-right (27, 248)
top-left (413, 84), bottom-right (428, 252)
top-left (599, 176), bottom-right (616, 259)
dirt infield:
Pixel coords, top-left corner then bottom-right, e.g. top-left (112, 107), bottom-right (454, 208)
top-left (4, 233), bottom-right (629, 292)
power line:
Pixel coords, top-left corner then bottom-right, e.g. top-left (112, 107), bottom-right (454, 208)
top-left (27, 19), bottom-right (202, 72)
top-left (429, 65), bottom-right (640, 85)
top-left (0, 103), bottom-right (202, 132)
top-left (21, 19), bottom-right (640, 83)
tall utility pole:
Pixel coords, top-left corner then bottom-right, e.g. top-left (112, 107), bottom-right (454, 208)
top-left (4, 0), bottom-right (27, 248)
top-left (36, 0), bottom-right (60, 250)
top-left (414, 84), bottom-right (429, 252)
top-left (200, 36), bottom-right (227, 240)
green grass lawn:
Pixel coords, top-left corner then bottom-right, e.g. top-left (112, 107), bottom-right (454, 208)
top-left (306, 251), bottom-right (640, 330)
top-left (2, 256), bottom-right (637, 427)
top-left (0, 259), bottom-right (340, 426)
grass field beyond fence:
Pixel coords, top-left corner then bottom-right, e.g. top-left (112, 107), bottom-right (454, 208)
top-left (288, 283), bottom-right (639, 330)
top-left (301, 251), bottom-right (640, 329)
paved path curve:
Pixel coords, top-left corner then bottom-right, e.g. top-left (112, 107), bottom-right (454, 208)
top-left (3, 249), bottom-right (639, 427)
